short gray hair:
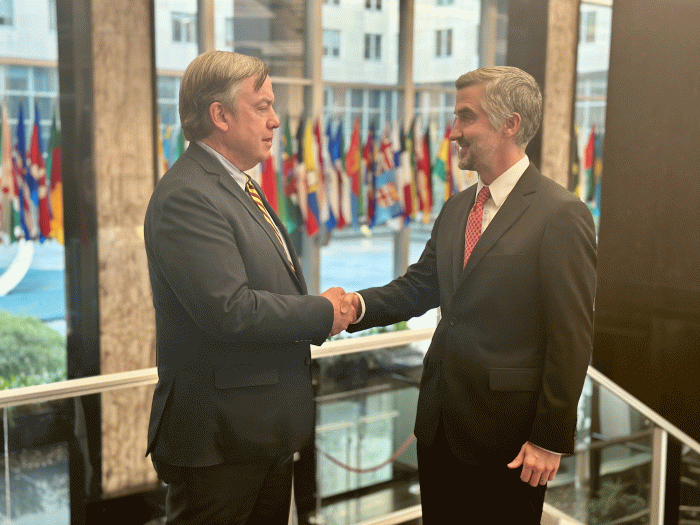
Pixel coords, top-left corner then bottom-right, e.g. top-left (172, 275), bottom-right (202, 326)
top-left (179, 51), bottom-right (269, 141)
top-left (455, 66), bottom-right (542, 148)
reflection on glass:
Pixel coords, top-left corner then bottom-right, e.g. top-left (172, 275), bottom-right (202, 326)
top-left (304, 346), bottom-right (423, 525)
top-left (1, 404), bottom-right (69, 524)
top-left (545, 379), bottom-right (656, 524)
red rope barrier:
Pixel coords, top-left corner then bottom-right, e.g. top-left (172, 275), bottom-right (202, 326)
top-left (315, 434), bottom-right (416, 474)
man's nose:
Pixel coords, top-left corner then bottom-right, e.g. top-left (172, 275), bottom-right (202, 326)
top-left (270, 109), bottom-right (281, 129)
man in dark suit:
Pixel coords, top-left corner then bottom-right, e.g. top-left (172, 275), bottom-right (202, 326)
top-left (343, 66), bottom-right (596, 522)
top-left (144, 51), bottom-right (355, 524)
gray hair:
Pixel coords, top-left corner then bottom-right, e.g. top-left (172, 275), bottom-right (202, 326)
top-left (179, 51), bottom-right (269, 141)
top-left (455, 66), bottom-right (542, 148)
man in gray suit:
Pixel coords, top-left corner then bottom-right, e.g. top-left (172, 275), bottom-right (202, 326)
top-left (144, 51), bottom-right (355, 524)
top-left (343, 67), bottom-right (596, 523)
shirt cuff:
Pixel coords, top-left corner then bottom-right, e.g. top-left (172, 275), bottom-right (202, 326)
top-left (350, 292), bottom-right (366, 324)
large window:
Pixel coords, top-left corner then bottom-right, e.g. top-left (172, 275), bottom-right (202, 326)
top-left (0, 5), bottom-right (66, 389)
top-left (0, 1), bottom-right (66, 521)
top-left (573, 1), bottom-right (612, 226)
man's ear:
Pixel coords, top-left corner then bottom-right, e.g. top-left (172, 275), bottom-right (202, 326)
top-left (502, 112), bottom-right (522, 139)
top-left (209, 102), bottom-right (229, 133)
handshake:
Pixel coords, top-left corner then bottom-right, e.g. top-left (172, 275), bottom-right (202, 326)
top-left (321, 287), bottom-right (362, 336)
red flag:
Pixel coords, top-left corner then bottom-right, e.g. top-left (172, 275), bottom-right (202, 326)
top-left (583, 126), bottom-right (595, 201)
top-left (261, 156), bottom-right (278, 213)
top-left (29, 106), bottom-right (51, 239)
top-left (345, 119), bottom-right (361, 227)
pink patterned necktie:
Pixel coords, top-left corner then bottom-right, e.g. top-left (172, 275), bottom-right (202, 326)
top-left (463, 186), bottom-right (491, 268)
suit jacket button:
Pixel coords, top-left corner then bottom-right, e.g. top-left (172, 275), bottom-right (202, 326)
top-left (304, 357), bottom-right (311, 366)
top-left (449, 317), bottom-right (456, 326)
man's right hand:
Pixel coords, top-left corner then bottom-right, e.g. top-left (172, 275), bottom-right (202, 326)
top-left (321, 287), bottom-right (357, 336)
top-left (341, 293), bottom-right (361, 323)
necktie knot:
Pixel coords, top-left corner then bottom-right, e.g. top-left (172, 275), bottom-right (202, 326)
top-left (476, 185), bottom-right (491, 206)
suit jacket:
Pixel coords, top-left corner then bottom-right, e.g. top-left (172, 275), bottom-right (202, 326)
top-left (350, 164), bottom-right (596, 465)
top-left (144, 142), bottom-right (333, 467)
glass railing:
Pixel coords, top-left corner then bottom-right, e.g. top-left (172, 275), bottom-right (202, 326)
top-left (542, 368), bottom-right (700, 525)
top-left (2, 328), bottom-right (700, 525)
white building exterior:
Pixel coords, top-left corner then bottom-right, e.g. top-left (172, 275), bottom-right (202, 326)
top-left (0, 0), bottom-right (612, 145)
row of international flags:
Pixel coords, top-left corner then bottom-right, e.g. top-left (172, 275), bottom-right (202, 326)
top-left (0, 101), bottom-right (63, 245)
top-left (0, 100), bottom-right (602, 247)
top-left (158, 116), bottom-right (479, 237)
top-left (570, 124), bottom-right (603, 211)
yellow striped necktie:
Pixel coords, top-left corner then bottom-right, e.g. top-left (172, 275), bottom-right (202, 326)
top-left (245, 177), bottom-right (295, 271)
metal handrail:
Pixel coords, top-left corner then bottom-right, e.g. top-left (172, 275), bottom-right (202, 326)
top-left (0, 328), bottom-right (435, 409)
top-left (588, 366), bottom-right (700, 455)
top-left (1, 326), bottom-right (699, 457)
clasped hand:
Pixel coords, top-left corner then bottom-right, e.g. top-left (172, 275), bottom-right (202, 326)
top-left (320, 288), bottom-right (359, 336)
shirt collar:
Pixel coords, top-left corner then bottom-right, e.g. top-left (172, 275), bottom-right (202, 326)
top-left (476, 155), bottom-right (530, 207)
top-left (196, 140), bottom-right (248, 190)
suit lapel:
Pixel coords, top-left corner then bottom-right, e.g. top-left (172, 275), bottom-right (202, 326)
top-left (456, 165), bottom-right (538, 289)
top-left (187, 143), bottom-right (304, 292)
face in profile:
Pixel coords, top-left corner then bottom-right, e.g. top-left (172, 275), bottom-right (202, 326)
top-left (450, 84), bottom-right (501, 174)
top-left (222, 75), bottom-right (280, 171)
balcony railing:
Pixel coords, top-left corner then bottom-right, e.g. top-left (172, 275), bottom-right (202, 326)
top-left (2, 328), bottom-right (699, 525)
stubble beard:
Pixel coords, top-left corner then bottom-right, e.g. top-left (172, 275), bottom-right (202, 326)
top-left (458, 145), bottom-right (476, 171)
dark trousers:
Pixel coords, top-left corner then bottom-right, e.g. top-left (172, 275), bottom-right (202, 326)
top-left (417, 418), bottom-right (547, 524)
top-left (153, 455), bottom-right (294, 525)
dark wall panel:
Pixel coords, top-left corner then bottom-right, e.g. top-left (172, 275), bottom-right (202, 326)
top-left (506, 0), bottom-right (549, 170)
top-left (593, 0), bottom-right (700, 442)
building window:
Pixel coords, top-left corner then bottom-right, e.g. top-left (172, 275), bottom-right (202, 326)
top-left (365, 0), bottom-right (381, 10)
top-left (0, 0), bottom-right (13, 26)
top-left (584, 11), bottom-right (596, 43)
top-left (364, 34), bottom-right (381, 60)
top-left (324, 0), bottom-right (340, 5)
top-left (436, 29), bottom-right (452, 57)
top-left (323, 30), bottom-right (340, 58)
top-left (436, 0), bottom-right (454, 5)
top-left (172, 12), bottom-right (197, 43)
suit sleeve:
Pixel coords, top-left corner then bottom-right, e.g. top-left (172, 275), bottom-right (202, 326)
top-left (529, 199), bottom-right (597, 454)
top-left (348, 208), bottom-right (442, 332)
top-left (151, 185), bottom-right (334, 344)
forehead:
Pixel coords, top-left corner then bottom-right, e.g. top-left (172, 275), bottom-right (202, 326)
top-left (238, 75), bottom-right (274, 103)
top-left (454, 84), bottom-right (484, 113)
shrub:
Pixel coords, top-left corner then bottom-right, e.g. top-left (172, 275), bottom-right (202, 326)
top-left (0, 310), bottom-right (67, 389)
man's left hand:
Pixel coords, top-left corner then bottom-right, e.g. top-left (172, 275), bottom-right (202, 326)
top-left (507, 441), bottom-right (561, 487)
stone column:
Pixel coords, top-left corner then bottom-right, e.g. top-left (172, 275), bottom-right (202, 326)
top-left (540, 0), bottom-right (579, 187)
top-left (507, 0), bottom-right (579, 186)
top-left (91, 0), bottom-right (158, 495)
